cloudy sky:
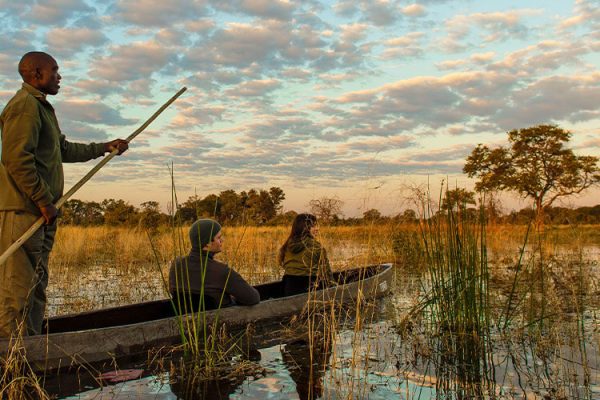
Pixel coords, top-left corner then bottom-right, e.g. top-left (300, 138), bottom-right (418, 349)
top-left (0, 0), bottom-right (598, 216)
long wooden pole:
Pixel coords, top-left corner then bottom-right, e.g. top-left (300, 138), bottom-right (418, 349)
top-left (0, 87), bottom-right (187, 267)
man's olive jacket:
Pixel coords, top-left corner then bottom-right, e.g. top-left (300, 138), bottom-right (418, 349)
top-left (0, 83), bottom-right (105, 215)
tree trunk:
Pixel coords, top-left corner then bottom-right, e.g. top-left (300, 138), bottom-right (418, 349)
top-left (534, 198), bottom-right (544, 228)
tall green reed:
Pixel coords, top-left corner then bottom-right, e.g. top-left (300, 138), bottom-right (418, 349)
top-left (416, 186), bottom-right (496, 397)
top-left (419, 188), bottom-right (490, 337)
top-left (148, 165), bottom-right (247, 377)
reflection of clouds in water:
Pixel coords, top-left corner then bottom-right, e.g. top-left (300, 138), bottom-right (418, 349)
top-left (63, 375), bottom-right (174, 399)
top-left (236, 347), bottom-right (301, 397)
top-left (245, 376), bottom-right (292, 397)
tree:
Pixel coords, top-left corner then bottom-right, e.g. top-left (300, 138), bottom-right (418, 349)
top-left (82, 201), bottom-right (104, 225)
top-left (102, 199), bottom-right (138, 226)
top-left (269, 187), bottom-right (286, 214)
top-left (268, 210), bottom-right (298, 226)
top-left (396, 209), bottom-right (418, 224)
top-left (63, 199), bottom-right (104, 225)
top-left (309, 197), bottom-right (344, 224)
top-left (362, 208), bottom-right (382, 223)
top-left (176, 194), bottom-right (219, 223)
top-left (245, 189), bottom-right (276, 224)
top-left (218, 190), bottom-right (244, 225)
top-left (139, 201), bottom-right (163, 230)
top-left (441, 188), bottom-right (476, 213)
top-left (464, 125), bottom-right (600, 224)
top-left (176, 187), bottom-right (286, 226)
top-left (241, 187), bottom-right (286, 225)
top-left (480, 191), bottom-right (502, 225)
top-left (61, 199), bottom-right (87, 225)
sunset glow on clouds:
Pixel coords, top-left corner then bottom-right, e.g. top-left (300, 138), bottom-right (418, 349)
top-left (0, 0), bottom-right (598, 216)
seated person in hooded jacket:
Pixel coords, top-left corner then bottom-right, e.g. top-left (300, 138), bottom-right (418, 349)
top-left (168, 219), bottom-right (260, 312)
top-left (278, 213), bottom-right (334, 296)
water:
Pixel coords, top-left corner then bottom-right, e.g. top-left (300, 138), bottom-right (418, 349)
top-left (43, 241), bottom-right (600, 399)
top-left (59, 321), bottom-right (431, 399)
top-left (48, 268), bottom-right (600, 399)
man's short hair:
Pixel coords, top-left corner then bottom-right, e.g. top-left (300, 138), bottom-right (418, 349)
top-left (18, 51), bottom-right (51, 79)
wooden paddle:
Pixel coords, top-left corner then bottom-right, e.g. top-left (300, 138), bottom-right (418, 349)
top-left (0, 87), bottom-right (187, 267)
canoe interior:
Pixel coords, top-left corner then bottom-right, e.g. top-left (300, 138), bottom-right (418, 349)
top-left (43, 265), bottom-right (386, 335)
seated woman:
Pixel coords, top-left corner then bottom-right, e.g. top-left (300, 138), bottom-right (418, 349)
top-left (169, 219), bottom-right (260, 313)
top-left (278, 213), bottom-right (334, 296)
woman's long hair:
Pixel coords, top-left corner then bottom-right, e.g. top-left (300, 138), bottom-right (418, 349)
top-left (278, 213), bottom-right (317, 265)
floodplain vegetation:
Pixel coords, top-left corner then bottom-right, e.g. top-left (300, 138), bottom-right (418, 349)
top-left (1, 211), bottom-right (599, 399)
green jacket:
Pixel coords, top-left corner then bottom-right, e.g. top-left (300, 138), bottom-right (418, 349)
top-left (281, 236), bottom-right (333, 281)
top-left (0, 83), bottom-right (106, 215)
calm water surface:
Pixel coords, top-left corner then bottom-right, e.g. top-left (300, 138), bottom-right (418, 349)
top-left (48, 244), bottom-right (600, 399)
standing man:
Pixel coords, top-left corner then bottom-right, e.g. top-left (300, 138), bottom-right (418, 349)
top-left (0, 51), bottom-right (129, 338)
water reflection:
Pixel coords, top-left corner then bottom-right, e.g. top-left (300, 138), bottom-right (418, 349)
top-left (168, 343), bottom-right (264, 399)
top-left (40, 258), bottom-right (600, 398)
top-left (169, 373), bottom-right (246, 400)
top-left (433, 331), bottom-right (495, 399)
top-left (281, 338), bottom-right (332, 400)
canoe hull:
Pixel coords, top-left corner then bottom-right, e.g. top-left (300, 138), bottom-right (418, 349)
top-left (1, 264), bottom-right (393, 370)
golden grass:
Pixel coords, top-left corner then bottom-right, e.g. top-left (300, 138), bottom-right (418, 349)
top-left (46, 222), bottom-right (600, 316)
top-left (48, 224), bottom-right (401, 300)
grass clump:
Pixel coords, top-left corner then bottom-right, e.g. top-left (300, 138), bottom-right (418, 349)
top-left (0, 332), bottom-right (50, 400)
top-left (414, 187), bottom-right (495, 397)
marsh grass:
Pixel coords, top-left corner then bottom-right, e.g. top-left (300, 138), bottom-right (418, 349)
top-left (0, 330), bottom-right (49, 400)
top-left (414, 192), bottom-right (496, 398)
top-left (395, 187), bottom-right (599, 399)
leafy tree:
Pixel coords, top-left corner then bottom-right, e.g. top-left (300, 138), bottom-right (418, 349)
top-left (362, 208), bottom-right (383, 222)
top-left (102, 199), bottom-right (138, 226)
top-left (139, 201), bottom-right (164, 230)
top-left (176, 187), bottom-right (286, 225)
top-left (61, 199), bottom-right (87, 225)
top-left (218, 190), bottom-right (244, 225)
top-left (505, 207), bottom-right (536, 225)
top-left (464, 125), bottom-right (600, 223)
top-left (268, 210), bottom-right (298, 226)
top-left (245, 189), bottom-right (276, 224)
top-left (396, 209), bottom-right (418, 224)
top-left (239, 187), bottom-right (286, 225)
top-left (62, 199), bottom-right (104, 225)
top-left (176, 195), bottom-right (200, 223)
top-left (85, 201), bottom-right (104, 225)
top-left (309, 196), bottom-right (344, 224)
top-left (177, 194), bottom-right (219, 223)
top-left (197, 194), bottom-right (219, 218)
top-left (441, 188), bottom-right (476, 213)
top-left (269, 187), bottom-right (286, 214)
top-left (480, 191), bottom-right (502, 225)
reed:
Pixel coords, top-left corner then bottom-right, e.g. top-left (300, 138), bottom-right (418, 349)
top-left (418, 191), bottom-right (491, 337)
top-left (0, 328), bottom-right (49, 399)
top-left (152, 178), bottom-right (271, 385)
top-left (413, 187), bottom-right (496, 397)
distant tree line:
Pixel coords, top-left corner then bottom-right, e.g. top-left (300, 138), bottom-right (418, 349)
top-left (60, 187), bottom-right (289, 228)
top-left (61, 198), bottom-right (170, 228)
top-left (504, 205), bottom-right (600, 225)
top-left (175, 187), bottom-right (286, 225)
top-left (59, 125), bottom-right (600, 228)
top-left (59, 186), bottom-right (600, 228)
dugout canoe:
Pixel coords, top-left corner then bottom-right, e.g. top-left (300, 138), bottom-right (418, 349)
top-left (0, 263), bottom-right (393, 371)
